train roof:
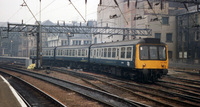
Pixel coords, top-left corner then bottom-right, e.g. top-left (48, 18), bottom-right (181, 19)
top-left (57, 45), bottom-right (90, 49)
top-left (30, 38), bottom-right (166, 50)
top-left (91, 38), bottom-right (165, 48)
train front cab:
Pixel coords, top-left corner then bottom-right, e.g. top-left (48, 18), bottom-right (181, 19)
top-left (135, 43), bottom-right (168, 82)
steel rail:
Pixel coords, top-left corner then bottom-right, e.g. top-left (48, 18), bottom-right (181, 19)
top-left (0, 66), bottom-right (149, 107)
top-left (52, 68), bottom-right (200, 106)
top-left (0, 70), bottom-right (66, 107)
top-left (166, 75), bottom-right (200, 85)
top-left (158, 80), bottom-right (200, 91)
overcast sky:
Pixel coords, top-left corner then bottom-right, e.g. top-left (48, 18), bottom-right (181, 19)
top-left (0, 0), bottom-right (98, 24)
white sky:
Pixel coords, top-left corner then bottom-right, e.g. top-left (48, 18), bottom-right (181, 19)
top-left (0, 0), bottom-right (98, 24)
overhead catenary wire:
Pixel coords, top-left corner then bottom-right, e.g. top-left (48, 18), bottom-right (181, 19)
top-left (114, 0), bottom-right (128, 25)
top-left (7, 7), bottom-right (23, 22)
top-left (22, 0), bottom-right (40, 25)
top-left (68, 0), bottom-right (86, 22)
top-left (25, 0), bottom-right (56, 24)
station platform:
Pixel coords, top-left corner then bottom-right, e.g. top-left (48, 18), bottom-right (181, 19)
top-left (0, 75), bottom-right (26, 107)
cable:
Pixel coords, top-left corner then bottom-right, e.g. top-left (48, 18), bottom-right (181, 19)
top-left (25, 0), bottom-right (56, 23)
top-left (114, 0), bottom-right (128, 25)
top-left (68, 0), bottom-right (86, 22)
top-left (22, 0), bottom-right (39, 25)
top-left (7, 7), bottom-right (23, 22)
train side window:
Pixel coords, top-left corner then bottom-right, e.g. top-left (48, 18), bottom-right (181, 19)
top-left (112, 48), bottom-right (116, 58)
top-left (82, 49), bottom-right (85, 56)
top-left (58, 50), bottom-right (60, 56)
top-left (78, 49), bottom-right (81, 56)
top-left (69, 50), bottom-right (72, 56)
top-left (108, 48), bottom-right (111, 57)
top-left (72, 50), bottom-right (75, 56)
top-left (126, 47), bottom-right (132, 59)
top-left (75, 50), bottom-right (78, 56)
top-left (48, 50), bottom-right (50, 56)
top-left (104, 48), bottom-right (107, 57)
top-left (117, 48), bottom-right (119, 57)
top-left (101, 49), bottom-right (104, 57)
top-left (90, 49), bottom-right (93, 57)
top-left (60, 50), bottom-right (63, 56)
top-left (94, 49), bottom-right (96, 58)
top-left (86, 49), bottom-right (88, 56)
top-left (65, 50), bottom-right (67, 55)
top-left (97, 49), bottom-right (99, 57)
top-left (121, 47), bottom-right (125, 58)
top-left (52, 50), bottom-right (54, 56)
top-left (99, 49), bottom-right (101, 57)
top-left (66, 50), bottom-right (69, 56)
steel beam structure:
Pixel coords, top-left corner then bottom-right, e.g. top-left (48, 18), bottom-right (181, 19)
top-left (6, 23), bottom-right (152, 37)
top-left (2, 23), bottom-right (151, 69)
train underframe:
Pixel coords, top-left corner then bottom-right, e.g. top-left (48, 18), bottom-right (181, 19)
top-left (41, 59), bottom-right (168, 83)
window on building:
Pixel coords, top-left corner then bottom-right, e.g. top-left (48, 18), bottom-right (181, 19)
top-left (166, 33), bottom-right (173, 42)
top-left (162, 17), bottom-right (169, 25)
top-left (168, 51), bottom-right (172, 59)
top-left (61, 40), bottom-right (68, 46)
top-left (155, 33), bottom-right (161, 39)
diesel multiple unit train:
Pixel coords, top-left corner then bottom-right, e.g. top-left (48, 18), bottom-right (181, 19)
top-left (30, 38), bottom-right (168, 82)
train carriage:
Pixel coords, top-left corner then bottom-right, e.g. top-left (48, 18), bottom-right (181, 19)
top-left (30, 38), bottom-right (168, 82)
top-left (90, 38), bottom-right (168, 82)
top-left (55, 45), bottom-right (90, 68)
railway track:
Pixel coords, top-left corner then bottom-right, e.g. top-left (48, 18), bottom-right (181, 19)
top-left (4, 64), bottom-right (200, 106)
top-left (172, 69), bottom-right (200, 76)
top-left (0, 71), bottom-right (66, 107)
top-left (0, 65), bottom-right (148, 107)
top-left (165, 75), bottom-right (200, 85)
top-left (51, 67), bottom-right (200, 107)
